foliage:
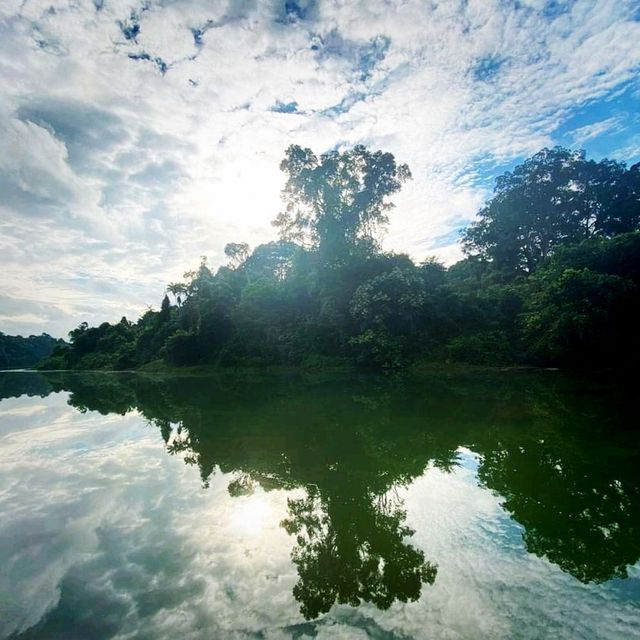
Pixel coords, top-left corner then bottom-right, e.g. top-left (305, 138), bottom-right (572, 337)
top-left (36, 145), bottom-right (640, 372)
top-left (522, 268), bottom-right (638, 367)
top-left (349, 267), bottom-right (425, 367)
top-left (0, 332), bottom-right (66, 369)
top-left (463, 147), bottom-right (640, 274)
top-left (442, 331), bottom-right (512, 365)
top-left (165, 331), bottom-right (201, 366)
top-left (273, 144), bottom-right (411, 260)
top-left (224, 241), bottom-right (250, 268)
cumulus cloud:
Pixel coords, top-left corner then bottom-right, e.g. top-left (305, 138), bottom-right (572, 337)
top-left (1, 0), bottom-right (639, 335)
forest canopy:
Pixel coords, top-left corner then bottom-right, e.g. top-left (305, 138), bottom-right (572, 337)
top-left (0, 333), bottom-right (65, 370)
top-left (38, 145), bottom-right (640, 371)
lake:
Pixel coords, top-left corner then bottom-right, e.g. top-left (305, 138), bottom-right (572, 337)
top-left (0, 369), bottom-right (639, 639)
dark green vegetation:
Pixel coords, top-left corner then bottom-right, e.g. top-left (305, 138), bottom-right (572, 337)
top-left (0, 332), bottom-right (65, 370)
top-left (40, 146), bottom-right (640, 371)
top-left (3, 369), bottom-right (639, 621)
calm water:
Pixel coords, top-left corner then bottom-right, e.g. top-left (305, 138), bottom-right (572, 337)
top-left (0, 370), bottom-right (639, 639)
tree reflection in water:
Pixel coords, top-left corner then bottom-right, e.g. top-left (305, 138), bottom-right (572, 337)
top-left (281, 486), bottom-right (436, 619)
top-left (3, 369), bottom-right (639, 619)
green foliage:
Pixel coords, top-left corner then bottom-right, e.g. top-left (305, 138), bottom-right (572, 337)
top-left (274, 144), bottom-right (411, 260)
top-left (165, 331), bottom-right (201, 366)
top-left (463, 148), bottom-right (640, 274)
top-left (522, 268), bottom-right (638, 367)
top-left (541, 231), bottom-right (640, 284)
top-left (0, 332), bottom-right (66, 369)
top-left (350, 267), bottom-right (425, 367)
top-left (44, 145), bottom-right (640, 372)
top-left (442, 331), bottom-right (512, 365)
top-left (224, 241), bottom-right (250, 268)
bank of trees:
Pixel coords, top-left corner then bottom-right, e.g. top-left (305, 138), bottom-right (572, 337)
top-left (0, 332), bottom-right (65, 370)
top-left (40, 145), bottom-right (640, 371)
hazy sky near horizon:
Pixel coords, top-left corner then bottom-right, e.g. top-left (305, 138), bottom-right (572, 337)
top-left (1, 0), bottom-right (640, 338)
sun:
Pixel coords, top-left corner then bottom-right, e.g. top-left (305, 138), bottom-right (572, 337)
top-left (231, 495), bottom-right (271, 536)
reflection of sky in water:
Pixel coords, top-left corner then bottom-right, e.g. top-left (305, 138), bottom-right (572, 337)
top-left (0, 393), bottom-right (638, 640)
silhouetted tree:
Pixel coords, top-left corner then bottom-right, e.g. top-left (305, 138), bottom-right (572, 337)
top-left (273, 144), bottom-right (411, 261)
top-left (463, 147), bottom-right (640, 274)
top-left (224, 242), bottom-right (250, 269)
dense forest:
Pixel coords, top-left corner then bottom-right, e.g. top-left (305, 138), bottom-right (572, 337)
top-left (39, 145), bottom-right (640, 371)
top-left (0, 332), bottom-right (65, 370)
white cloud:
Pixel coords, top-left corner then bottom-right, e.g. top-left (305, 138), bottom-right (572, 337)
top-left (570, 117), bottom-right (624, 145)
top-left (1, 0), bottom-right (639, 335)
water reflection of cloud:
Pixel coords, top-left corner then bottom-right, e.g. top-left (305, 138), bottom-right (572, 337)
top-left (1, 397), bottom-right (639, 640)
top-left (0, 394), bottom-right (70, 438)
top-left (366, 450), bottom-right (640, 640)
top-left (231, 493), bottom-right (272, 536)
top-left (0, 394), bottom-right (302, 638)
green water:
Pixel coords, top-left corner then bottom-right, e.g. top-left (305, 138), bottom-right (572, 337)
top-left (0, 370), bottom-right (639, 639)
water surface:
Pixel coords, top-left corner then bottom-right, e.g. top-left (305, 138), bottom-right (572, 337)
top-left (0, 370), bottom-right (639, 639)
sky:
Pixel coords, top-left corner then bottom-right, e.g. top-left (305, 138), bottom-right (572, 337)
top-left (1, 0), bottom-right (639, 338)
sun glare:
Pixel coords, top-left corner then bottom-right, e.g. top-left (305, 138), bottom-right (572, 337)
top-left (231, 495), bottom-right (271, 536)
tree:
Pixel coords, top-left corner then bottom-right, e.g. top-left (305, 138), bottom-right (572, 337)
top-left (164, 330), bottom-right (200, 366)
top-left (159, 294), bottom-right (171, 323)
top-left (0, 332), bottom-right (66, 369)
top-left (243, 241), bottom-right (298, 281)
top-left (273, 144), bottom-right (411, 261)
top-left (281, 487), bottom-right (436, 620)
top-left (349, 267), bottom-right (426, 367)
top-left (166, 282), bottom-right (187, 307)
top-left (224, 242), bottom-right (250, 269)
top-left (35, 144), bottom-right (640, 373)
top-left (590, 160), bottom-right (640, 236)
top-left (522, 267), bottom-right (637, 366)
top-left (463, 147), bottom-right (640, 274)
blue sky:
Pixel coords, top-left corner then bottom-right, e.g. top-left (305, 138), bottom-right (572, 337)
top-left (0, 0), bottom-right (639, 337)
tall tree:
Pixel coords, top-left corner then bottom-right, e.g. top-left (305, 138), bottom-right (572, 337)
top-left (159, 294), bottom-right (171, 323)
top-left (224, 242), bottom-right (250, 269)
top-left (462, 147), bottom-right (640, 274)
top-left (273, 144), bottom-right (411, 262)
